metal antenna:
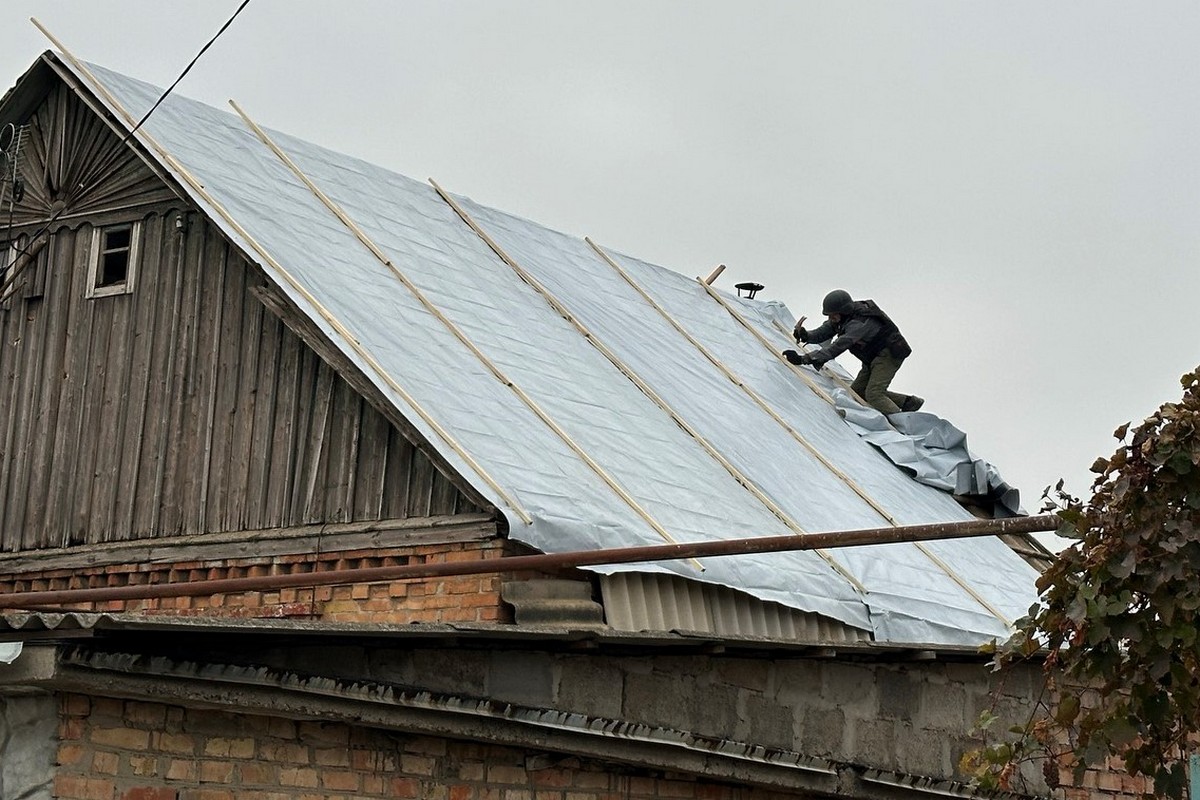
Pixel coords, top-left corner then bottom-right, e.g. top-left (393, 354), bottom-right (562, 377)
top-left (0, 122), bottom-right (29, 286)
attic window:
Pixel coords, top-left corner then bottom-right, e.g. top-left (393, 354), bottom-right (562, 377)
top-left (87, 222), bottom-right (140, 298)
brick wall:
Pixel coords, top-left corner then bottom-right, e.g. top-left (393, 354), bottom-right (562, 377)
top-left (0, 541), bottom-right (515, 624)
top-left (54, 693), bottom-right (806, 800)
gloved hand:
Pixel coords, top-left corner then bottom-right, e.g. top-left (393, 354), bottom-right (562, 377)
top-left (793, 316), bottom-right (808, 343)
top-left (808, 353), bottom-right (829, 370)
top-left (782, 349), bottom-right (805, 365)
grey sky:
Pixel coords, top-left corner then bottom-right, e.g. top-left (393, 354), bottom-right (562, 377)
top-left (3, 1), bottom-right (1198, 546)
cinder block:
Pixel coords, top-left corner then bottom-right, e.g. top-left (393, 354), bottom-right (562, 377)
top-left (489, 652), bottom-right (554, 706)
top-left (917, 683), bottom-right (967, 730)
top-left (623, 671), bottom-right (690, 729)
top-left (556, 658), bottom-right (623, 719)
top-left (736, 692), bottom-right (794, 749)
top-left (896, 723), bottom-right (949, 778)
top-left (850, 717), bottom-right (898, 770)
top-left (877, 669), bottom-right (918, 721)
top-left (800, 705), bottom-right (846, 757)
top-left (822, 663), bottom-right (878, 713)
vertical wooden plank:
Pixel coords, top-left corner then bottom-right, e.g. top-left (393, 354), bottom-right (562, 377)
top-left (155, 214), bottom-right (206, 537)
top-left (46, 227), bottom-right (96, 546)
top-left (145, 211), bottom-right (190, 536)
top-left (307, 362), bottom-right (338, 524)
top-left (0, 257), bottom-right (16, 549)
top-left (265, 323), bottom-right (302, 527)
top-left (85, 291), bottom-right (132, 541)
top-left (0, 275), bottom-right (30, 546)
top-left (245, 298), bottom-right (282, 531)
top-left (176, 224), bottom-right (222, 533)
top-left (65, 265), bottom-right (112, 545)
top-left (351, 397), bottom-right (389, 521)
top-left (382, 424), bottom-right (416, 519)
top-left (225, 257), bottom-right (263, 531)
top-left (331, 382), bottom-right (361, 523)
top-left (406, 450), bottom-right (436, 518)
top-left (21, 230), bottom-right (74, 549)
top-left (290, 349), bottom-right (326, 524)
top-left (200, 238), bottom-right (235, 532)
top-left (116, 212), bottom-right (173, 537)
top-left (429, 465), bottom-right (461, 517)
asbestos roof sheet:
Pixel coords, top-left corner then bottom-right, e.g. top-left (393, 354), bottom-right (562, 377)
top-left (46, 55), bottom-right (1041, 646)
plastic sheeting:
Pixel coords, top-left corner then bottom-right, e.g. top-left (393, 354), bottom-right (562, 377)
top-left (59, 57), bottom-right (1042, 646)
top-left (0, 642), bottom-right (20, 664)
top-left (835, 391), bottom-right (1023, 516)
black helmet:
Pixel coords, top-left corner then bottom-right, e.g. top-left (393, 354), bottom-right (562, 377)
top-left (822, 289), bottom-right (853, 315)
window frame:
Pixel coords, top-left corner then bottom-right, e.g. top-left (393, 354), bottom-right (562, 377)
top-left (86, 220), bottom-right (141, 298)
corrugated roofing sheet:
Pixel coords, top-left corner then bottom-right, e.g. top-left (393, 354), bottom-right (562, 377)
top-left (48, 55), bottom-right (1040, 646)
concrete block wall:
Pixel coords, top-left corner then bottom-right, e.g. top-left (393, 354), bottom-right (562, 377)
top-left (334, 648), bottom-right (1040, 784)
top-left (0, 541), bottom-right (510, 624)
top-left (51, 693), bottom-right (807, 800)
top-left (304, 646), bottom-right (1152, 799)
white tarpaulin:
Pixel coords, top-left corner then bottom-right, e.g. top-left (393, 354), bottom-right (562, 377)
top-left (55, 57), bottom-right (1041, 645)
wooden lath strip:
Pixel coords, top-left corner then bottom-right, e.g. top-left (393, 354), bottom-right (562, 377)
top-left (31, 23), bottom-right (530, 526)
top-left (912, 541), bottom-right (1012, 627)
top-left (228, 103), bottom-right (699, 561)
top-left (587, 237), bottom-right (898, 531)
top-left (430, 181), bottom-right (862, 587)
top-left (698, 279), bottom-right (840, 407)
top-left (698, 277), bottom-right (1013, 626)
top-left (768, 316), bottom-right (868, 406)
top-left (584, 239), bottom-right (883, 591)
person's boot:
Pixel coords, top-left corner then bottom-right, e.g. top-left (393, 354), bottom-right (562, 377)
top-left (901, 395), bottom-right (924, 412)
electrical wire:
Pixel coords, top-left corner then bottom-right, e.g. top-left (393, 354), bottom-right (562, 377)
top-left (0, 0), bottom-right (254, 295)
top-left (122, 0), bottom-right (253, 144)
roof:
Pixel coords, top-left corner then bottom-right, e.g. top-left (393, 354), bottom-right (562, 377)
top-left (20, 51), bottom-right (1041, 646)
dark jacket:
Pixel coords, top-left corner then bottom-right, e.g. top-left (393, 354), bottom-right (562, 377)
top-left (798, 299), bottom-right (911, 363)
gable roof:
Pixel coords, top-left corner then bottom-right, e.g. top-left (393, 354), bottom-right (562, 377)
top-left (14, 51), bottom-right (1041, 646)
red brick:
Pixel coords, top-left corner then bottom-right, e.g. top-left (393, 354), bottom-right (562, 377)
top-left (129, 755), bottom-right (158, 777)
top-left (92, 727), bottom-right (150, 750)
top-left (321, 770), bottom-right (360, 791)
top-left (54, 774), bottom-right (115, 800)
top-left (93, 751), bottom-right (120, 774)
top-left (120, 789), bottom-right (178, 800)
top-left (279, 767), bottom-right (319, 787)
top-left (178, 790), bottom-right (234, 800)
top-left (126, 703), bottom-right (168, 726)
top-left (487, 764), bottom-right (527, 784)
top-left (389, 777), bottom-right (420, 798)
top-left (154, 732), bottom-right (195, 754)
top-left (531, 769), bottom-right (573, 788)
top-left (57, 743), bottom-right (86, 765)
top-left (198, 761), bottom-right (234, 783)
top-left (237, 762), bottom-right (275, 784)
top-left (63, 694), bottom-right (92, 715)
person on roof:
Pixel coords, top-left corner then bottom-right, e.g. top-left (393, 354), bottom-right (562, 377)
top-left (783, 289), bottom-right (924, 416)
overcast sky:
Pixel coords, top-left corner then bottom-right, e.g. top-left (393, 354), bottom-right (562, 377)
top-left (2, 2), bottom-right (1198, 548)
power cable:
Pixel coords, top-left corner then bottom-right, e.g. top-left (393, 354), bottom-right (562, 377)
top-left (0, 0), bottom-right (253, 294)
top-left (122, 0), bottom-right (253, 144)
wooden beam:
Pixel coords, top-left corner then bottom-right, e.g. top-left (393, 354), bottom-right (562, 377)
top-left (0, 514), bottom-right (499, 575)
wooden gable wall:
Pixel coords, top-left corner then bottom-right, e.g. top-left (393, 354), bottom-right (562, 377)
top-left (0, 76), bottom-right (487, 553)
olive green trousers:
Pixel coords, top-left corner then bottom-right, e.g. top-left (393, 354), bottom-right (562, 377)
top-left (850, 352), bottom-right (914, 415)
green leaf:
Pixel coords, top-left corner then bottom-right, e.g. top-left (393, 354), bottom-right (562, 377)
top-left (1055, 694), bottom-right (1081, 725)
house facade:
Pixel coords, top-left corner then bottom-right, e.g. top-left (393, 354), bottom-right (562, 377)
top-left (0, 49), bottom-right (1147, 800)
